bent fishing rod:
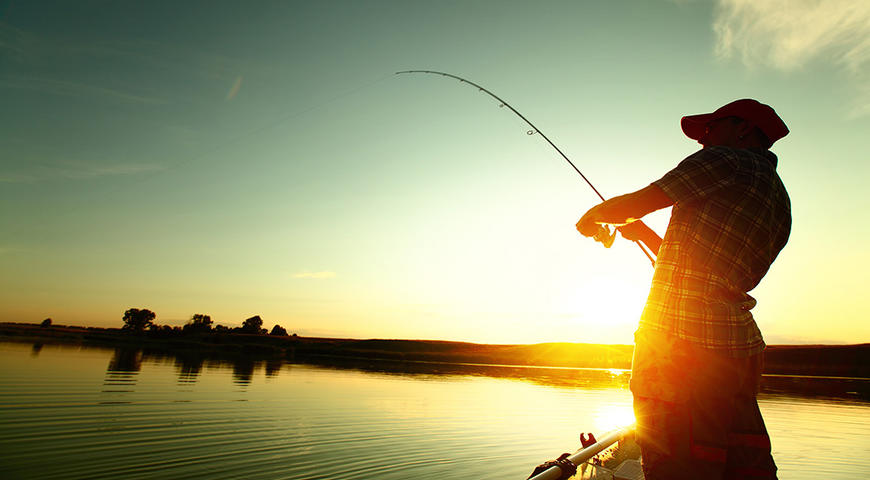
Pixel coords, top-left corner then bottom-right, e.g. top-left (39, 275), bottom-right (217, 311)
top-left (396, 70), bottom-right (655, 266)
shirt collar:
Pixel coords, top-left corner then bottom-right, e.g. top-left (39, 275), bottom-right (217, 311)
top-left (750, 148), bottom-right (778, 168)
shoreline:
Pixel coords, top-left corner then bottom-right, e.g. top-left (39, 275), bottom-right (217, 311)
top-left (2, 322), bottom-right (868, 379)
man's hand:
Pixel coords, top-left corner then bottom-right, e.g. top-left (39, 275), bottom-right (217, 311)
top-left (617, 220), bottom-right (650, 241)
top-left (576, 204), bottom-right (604, 237)
top-left (617, 220), bottom-right (662, 255)
top-left (576, 185), bottom-right (671, 257)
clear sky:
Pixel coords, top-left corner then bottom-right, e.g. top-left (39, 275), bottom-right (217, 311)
top-left (2, 1), bottom-right (868, 345)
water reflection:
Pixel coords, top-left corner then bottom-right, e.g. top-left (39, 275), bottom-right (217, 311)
top-left (91, 345), bottom-right (870, 400)
top-left (13, 340), bottom-right (870, 400)
top-left (761, 374), bottom-right (869, 401)
top-left (265, 358), bottom-right (284, 377)
top-left (107, 347), bottom-right (143, 373)
top-left (1, 341), bottom-right (867, 480)
top-left (285, 356), bottom-right (870, 400)
top-left (101, 348), bottom-right (143, 402)
top-left (232, 357), bottom-right (256, 386)
top-left (175, 353), bottom-right (204, 384)
top-left (299, 356), bottom-right (632, 390)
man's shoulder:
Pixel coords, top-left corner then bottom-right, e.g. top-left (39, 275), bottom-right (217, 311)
top-left (674, 147), bottom-right (742, 173)
top-left (703, 146), bottom-right (778, 167)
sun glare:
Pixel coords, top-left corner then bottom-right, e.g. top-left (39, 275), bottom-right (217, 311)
top-left (593, 403), bottom-right (636, 432)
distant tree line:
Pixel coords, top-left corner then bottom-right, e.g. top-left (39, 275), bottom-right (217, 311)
top-left (121, 308), bottom-right (295, 337)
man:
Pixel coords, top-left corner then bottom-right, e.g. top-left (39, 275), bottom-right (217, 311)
top-left (576, 99), bottom-right (790, 479)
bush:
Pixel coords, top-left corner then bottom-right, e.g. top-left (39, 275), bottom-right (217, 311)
top-left (270, 325), bottom-right (288, 336)
top-left (147, 324), bottom-right (178, 338)
top-left (240, 315), bottom-right (263, 334)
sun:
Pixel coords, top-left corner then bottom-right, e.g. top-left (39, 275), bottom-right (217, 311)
top-left (593, 403), bottom-right (636, 432)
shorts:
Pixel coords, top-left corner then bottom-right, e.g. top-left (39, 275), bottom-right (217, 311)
top-left (630, 329), bottom-right (777, 479)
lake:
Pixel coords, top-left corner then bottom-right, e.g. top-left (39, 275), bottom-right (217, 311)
top-left (0, 342), bottom-right (868, 479)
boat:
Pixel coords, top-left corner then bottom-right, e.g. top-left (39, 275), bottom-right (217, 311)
top-left (526, 425), bottom-right (644, 480)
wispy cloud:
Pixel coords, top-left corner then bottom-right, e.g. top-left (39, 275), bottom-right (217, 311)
top-left (0, 21), bottom-right (246, 105)
top-left (712, 0), bottom-right (870, 116)
top-left (713, 1), bottom-right (870, 70)
top-left (293, 271), bottom-right (337, 279)
top-left (0, 22), bottom-right (168, 104)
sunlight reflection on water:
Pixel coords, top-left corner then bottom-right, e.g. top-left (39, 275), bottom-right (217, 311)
top-left (0, 342), bottom-right (868, 479)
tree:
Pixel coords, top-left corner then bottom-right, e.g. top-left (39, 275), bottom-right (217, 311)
top-left (240, 315), bottom-right (263, 334)
top-left (270, 324), bottom-right (288, 336)
top-left (183, 314), bottom-right (213, 333)
top-left (148, 324), bottom-right (176, 338)
top-left (40, 318), bottom-right (52, 327)
top-left (122, 308), bottom-right (156, 332)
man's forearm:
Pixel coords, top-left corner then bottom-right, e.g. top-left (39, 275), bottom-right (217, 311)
top-left (577, 183), bottom-right (673, 245)
top-left (594, 184), bottom-right (673, 224)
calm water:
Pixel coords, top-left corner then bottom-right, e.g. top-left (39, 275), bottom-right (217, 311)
top-left (0, 342), bottom-right (868, 479)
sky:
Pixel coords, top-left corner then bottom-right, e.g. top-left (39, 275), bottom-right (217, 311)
top-left (1, 0), bottom-right (868, 345)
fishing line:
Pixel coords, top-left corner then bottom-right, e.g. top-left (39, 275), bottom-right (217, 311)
top-left (396, 70), bottom-right (655, 266)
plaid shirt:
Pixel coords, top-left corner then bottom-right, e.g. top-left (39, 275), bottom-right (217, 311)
top-left (640, 146), bottom-right (791, 357)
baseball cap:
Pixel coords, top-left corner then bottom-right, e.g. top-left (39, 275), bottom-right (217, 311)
top-left (681, 99), bottom-right (789, 145)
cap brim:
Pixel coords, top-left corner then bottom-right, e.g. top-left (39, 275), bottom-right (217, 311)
top-left (681, 113), bottom-right (715, 140)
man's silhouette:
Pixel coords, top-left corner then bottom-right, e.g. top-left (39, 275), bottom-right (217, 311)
top-left (577, 99), bottom-right (790, 479)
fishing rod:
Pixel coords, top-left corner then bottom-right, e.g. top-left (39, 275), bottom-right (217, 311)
top-left (396, 70), bottom-right (655, 266)
top-left (527, 425), bottom-right (634, 480)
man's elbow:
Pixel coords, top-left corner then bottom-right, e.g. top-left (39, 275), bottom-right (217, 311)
top-left (640, 184), bottom-right (674, 213)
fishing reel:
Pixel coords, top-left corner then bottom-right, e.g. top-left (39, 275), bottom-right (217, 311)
top-left (593, 225), bottom-right (617, 248)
